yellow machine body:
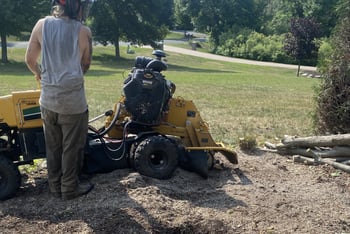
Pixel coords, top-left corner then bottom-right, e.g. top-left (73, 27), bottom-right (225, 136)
top-left (0, 51), bottom-right (237, 201)
top-left (0, 90), bottom-right (42, 129)
top-left (106, 96), bottom-right (238, 164)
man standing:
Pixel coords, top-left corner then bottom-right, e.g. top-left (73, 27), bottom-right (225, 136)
top-left (25, 0), bottom-right (94, 200)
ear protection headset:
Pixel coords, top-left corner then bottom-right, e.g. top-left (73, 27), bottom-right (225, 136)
top-left (52, 0), bottom-right (81, 20)
top-left (58, 0), bottom-right (66, 5)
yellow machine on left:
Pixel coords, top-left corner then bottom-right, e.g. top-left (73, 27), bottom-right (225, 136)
top-left (0, 90), bottom-right (45, 200)
top-left (0, 90), bottom-right (42, 129)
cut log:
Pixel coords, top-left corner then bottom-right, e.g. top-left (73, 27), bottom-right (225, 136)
top-left (293, 155), bottom-right (350, 173)
top-left (307, 149), bottom-right (350, 173)
top-left (280, 146), bottom-right (350, 158)
top-left (292, 155), bottom-right (316, 165)
top-left (264, 142), bottom-right (277, 150)
top-left (281, 134), bottom-right (350, 148)
top-left (320, 158), bottom-right (350, 173)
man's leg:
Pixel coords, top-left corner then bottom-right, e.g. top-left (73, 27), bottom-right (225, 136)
top-left (59, 110), bottom-right (88, 195)
top-left (41, 107), bottom-right (63, 194)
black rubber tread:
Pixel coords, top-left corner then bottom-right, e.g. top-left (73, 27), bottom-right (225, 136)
top-left (207, 152), bottom-right (214, 170)
top-left (128, 142), bottom-right (138, 169)
top-left (0, 156), bottom-right (21, 200)
top-left (134, 135), bottom-right (178, 179)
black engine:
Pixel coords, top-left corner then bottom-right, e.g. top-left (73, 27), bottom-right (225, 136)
top-left (123, 50), bottom-right (174, 125)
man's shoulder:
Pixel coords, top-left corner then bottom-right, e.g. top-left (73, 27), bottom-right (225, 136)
top-left (80, 25), bottom-right (92, 36)
top-left (41, 16), bottom-right (55, 23)
top-left (36, 18), bottom-right (47, 26)
top-left (36, 16), bottom-right (55, 28)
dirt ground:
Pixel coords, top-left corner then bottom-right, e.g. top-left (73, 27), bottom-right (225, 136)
top-left (0, 149), bottom-right (349, 234)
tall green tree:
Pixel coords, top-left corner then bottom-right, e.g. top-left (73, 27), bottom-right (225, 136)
top-left (187, 0), bottom-right (256, 48)
top-left (0, 0), bottom-right (48, 63)
top-left (90, 0), bottom-right (171, 58)
top-left (260, 0), bottom-right (338, 36)
top-left (311, 0), bottom-right (338, 37)
top-left (158, 0), bottom-right (174, 29)
top-left (174, 0), bottom-right (194, 30)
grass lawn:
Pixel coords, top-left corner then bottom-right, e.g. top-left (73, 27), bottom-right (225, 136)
top-left (0, 45), bottom-right (319, 147)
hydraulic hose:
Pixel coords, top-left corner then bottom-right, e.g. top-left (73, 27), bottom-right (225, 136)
top-left (88, 103), bottom-right (128, 161)
top-left (89, 103), bottom-right (122, 138)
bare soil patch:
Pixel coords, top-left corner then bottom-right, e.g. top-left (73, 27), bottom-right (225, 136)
top-left (0, 150), bottom-right (349, 233)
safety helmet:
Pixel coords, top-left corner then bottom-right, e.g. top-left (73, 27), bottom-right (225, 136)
top-left (52, 0), bottom-right (93, 22)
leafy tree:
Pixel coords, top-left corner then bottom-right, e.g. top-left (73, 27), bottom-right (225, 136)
top-left (174, 0), bottom-right (194, 30)
top-left (260, 0), bottom-right (337, 36)
top-left (283, 17), bottom-right (321, 75)
top-left (159, 0), bottom-right (175, 29)
top-left (314, 0), bottom-right (350, 134)
top-left (90, 0), bottom-right (171, 58)
top-left (0, 0), bottom-right (48, 63)
top-left (176, 0), bottom-right (256, 50)
top-left (259, 0), bottom-right (294, 34)
top-left (311, 0), bottom-right (338, 37)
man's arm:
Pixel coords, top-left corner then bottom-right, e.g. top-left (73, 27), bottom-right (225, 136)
top-left (79, 25), bottom-right (92, 74)
top-left (25, 19), bottom-right (44, 81)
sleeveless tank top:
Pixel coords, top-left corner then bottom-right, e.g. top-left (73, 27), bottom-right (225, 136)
top-left (40, 16), bottom-right (87, 114)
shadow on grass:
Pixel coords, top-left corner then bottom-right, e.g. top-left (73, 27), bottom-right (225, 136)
top-left (0, 61), bottom-right (29, 75)
top-left (169, 64), bottom-right (237, 74)
top-left (0, 53), bottom-right (237, 77)
top-left (92, 53), bottom-right (237, 74)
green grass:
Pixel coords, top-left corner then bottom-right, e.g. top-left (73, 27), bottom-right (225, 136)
top-left (0, 46), bottom-right (319, 147)
top-left (165, 30), bottom-right (211, 53)
top-left (165, 31), bottom-right (185, 40)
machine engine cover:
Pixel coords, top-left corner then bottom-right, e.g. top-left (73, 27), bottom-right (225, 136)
top-left (123, 68), bottom-right (170, 125)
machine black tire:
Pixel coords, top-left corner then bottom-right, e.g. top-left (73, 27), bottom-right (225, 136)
top-left (207, 152), bottom-right (214, 169)
top-left (128, 142), bottom-right (138, 169)
top-left (0, 156), bottom-right (21, 200)
top-left (134, 135), bottom-right (178, 179)
top-left (128, 135), bottom-right (149, 169)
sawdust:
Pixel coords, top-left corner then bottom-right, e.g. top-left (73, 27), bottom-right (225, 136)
top-left (0, 150), bottom-right (349, 233)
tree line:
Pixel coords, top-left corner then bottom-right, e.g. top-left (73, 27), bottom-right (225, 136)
top-left (0, 0), bottom-right (341, 63)
top-left (1, 0), bottom-right (350, 133)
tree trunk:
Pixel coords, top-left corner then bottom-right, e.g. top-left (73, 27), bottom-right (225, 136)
top-left (275, 145), bottom-right (350, 159)
top-left (114, 41), bottom-right (120, 58)
top-left (296, 62), bottom-right (300, 77)
top-left (114, 32), bottom-right (120, 58)
top-left (1, 32), bottom-right (8, 63)
top-left (281, 134), bottom-right (350, 148)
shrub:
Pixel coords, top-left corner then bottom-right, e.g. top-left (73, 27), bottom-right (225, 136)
top-left (317, 38), bottom-right (333, 74)
top-left (216, 31), bottom-right (290, 63)
top-left (314, 13), bottom-right (350, 134)
top-left (238, 136), bottom-right (257, 151)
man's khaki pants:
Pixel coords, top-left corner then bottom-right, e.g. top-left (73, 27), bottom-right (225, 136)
top-left (41, 107), bottom-right (88, 194)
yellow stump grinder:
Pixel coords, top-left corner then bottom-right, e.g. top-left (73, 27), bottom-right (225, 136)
top-left (0, 50), bottom-right (237, 200)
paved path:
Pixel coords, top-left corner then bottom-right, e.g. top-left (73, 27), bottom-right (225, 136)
top-left (164, 45), bottom-right (317, 72)
top-left (7, 41), bottom-right (316, 72)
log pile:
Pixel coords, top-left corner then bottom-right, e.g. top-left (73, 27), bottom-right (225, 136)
top-left (264, 134), bottom-right (350, 173)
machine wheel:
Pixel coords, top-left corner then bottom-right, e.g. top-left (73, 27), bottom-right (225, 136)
top-left (207, 152), bottom-right (214, 169)
top-left (0, 156), bottom-right (21, 200)
top-left (128, 142), bottom-right (138, 169)
top-left (134, 135), bottom-right (178, 179)
top-left (128, 136), bottom-right (149, 169)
